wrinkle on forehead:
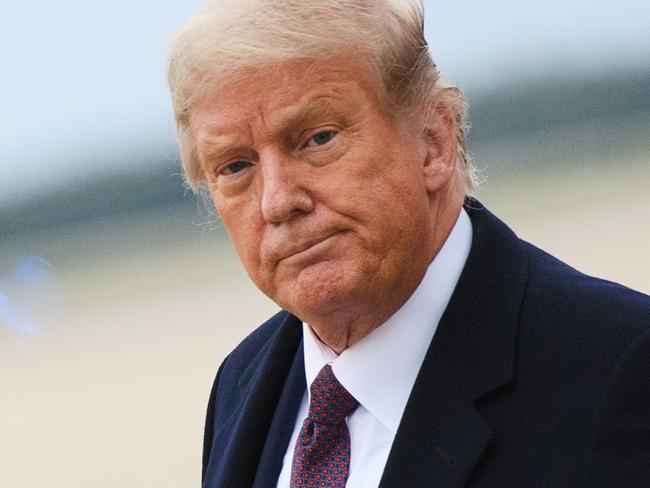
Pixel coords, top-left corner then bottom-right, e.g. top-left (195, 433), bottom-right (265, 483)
top-left (191, 57), bottom-right (377, 121)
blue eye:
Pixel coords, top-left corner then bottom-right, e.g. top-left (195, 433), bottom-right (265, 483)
top-left (222, 161), bottom-right (251, 175)
top-left (310, 130), bottom-right (336, 146)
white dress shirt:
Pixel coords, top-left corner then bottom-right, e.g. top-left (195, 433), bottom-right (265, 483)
top-left (276, 209), bottom-right (473, 487)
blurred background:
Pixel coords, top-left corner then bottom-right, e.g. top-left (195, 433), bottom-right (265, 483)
top-left (1, 1), bottom-right (649, 486)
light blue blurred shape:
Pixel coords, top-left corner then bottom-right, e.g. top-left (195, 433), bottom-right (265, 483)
top-left (0, 290), bottom-right (36, 332)
top-left (0, 256), bottom-right (64, 333)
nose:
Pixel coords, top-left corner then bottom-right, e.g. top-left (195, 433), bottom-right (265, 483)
top-left (259, 153), bottom-right (314, 223)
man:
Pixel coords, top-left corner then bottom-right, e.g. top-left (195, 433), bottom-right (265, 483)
top-left (167, 1), bottom-right (650, 487)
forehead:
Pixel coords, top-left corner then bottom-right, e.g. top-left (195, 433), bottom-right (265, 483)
top-left (189, 58), bottom-right (383, 138)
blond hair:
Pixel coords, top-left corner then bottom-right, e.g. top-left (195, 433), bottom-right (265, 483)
top-left (167, 0), bottom-right (476, 192)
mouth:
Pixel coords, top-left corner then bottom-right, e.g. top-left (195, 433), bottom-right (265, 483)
top-left (280, 231), bottom-right (344, 263)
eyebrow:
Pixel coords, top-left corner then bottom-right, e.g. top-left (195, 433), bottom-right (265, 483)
top-left (199, 135), bottom-right (250, 162)
top-left (271, 96), bottom-right (347, 135)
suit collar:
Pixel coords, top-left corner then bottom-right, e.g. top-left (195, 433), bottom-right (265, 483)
top-left (252, 333), bottom-right (305, 488)
top-left (379, 199), bottom-right (529, 488)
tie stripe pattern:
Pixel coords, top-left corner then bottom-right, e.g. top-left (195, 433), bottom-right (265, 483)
top-left (290, 364), bottom-right (359, 487)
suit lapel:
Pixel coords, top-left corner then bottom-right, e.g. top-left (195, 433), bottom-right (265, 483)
top-left (208, 313), bottom-right (303, 488)
top-left (379, 201), bottom-right (529, 488)
top-left (253, 337), bottom-right (306, 487)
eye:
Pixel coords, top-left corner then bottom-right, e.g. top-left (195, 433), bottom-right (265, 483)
top-left (307, 130), bottom-right (337, 147)
top-left (220, 160), bottom-right (252, 176)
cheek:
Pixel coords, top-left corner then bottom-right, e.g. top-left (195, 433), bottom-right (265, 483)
top-left (218, 202), bottom-right (267, 276)
top-left (229, 225), bottom-right (258, 263)
top-left (228, 224), bottom-right (279, 296)
top-left (345, 168), bottom-right (426, 224)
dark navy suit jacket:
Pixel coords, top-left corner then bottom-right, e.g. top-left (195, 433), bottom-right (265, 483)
top-left (202, 201), bottom-right (650, 487)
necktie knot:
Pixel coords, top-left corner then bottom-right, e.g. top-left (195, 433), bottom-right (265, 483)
top-left (308, 364), bottom-right (358, 425)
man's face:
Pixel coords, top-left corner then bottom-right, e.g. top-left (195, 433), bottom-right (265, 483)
top-left (190, 58), bottom-right (441, 326)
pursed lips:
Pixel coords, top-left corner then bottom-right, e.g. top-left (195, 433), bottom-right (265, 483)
top-left (277, 231), bottom-right (344, 263)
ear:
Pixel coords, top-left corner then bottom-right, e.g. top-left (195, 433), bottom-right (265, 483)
top-left (421, 104), bottom-right (458, 193)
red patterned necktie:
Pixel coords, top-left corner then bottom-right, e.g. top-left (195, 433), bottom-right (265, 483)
top-left (290, 364), bottom-right (359, 487)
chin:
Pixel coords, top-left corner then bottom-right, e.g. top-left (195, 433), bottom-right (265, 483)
top-left (277, 260), bottom-right (363, 321)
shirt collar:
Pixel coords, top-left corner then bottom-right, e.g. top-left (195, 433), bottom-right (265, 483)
top-left (302, 208), bottom-right (473, 433)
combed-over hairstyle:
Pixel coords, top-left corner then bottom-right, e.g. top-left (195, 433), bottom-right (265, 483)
top-left (167, 0), bottom-right (476, 193)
